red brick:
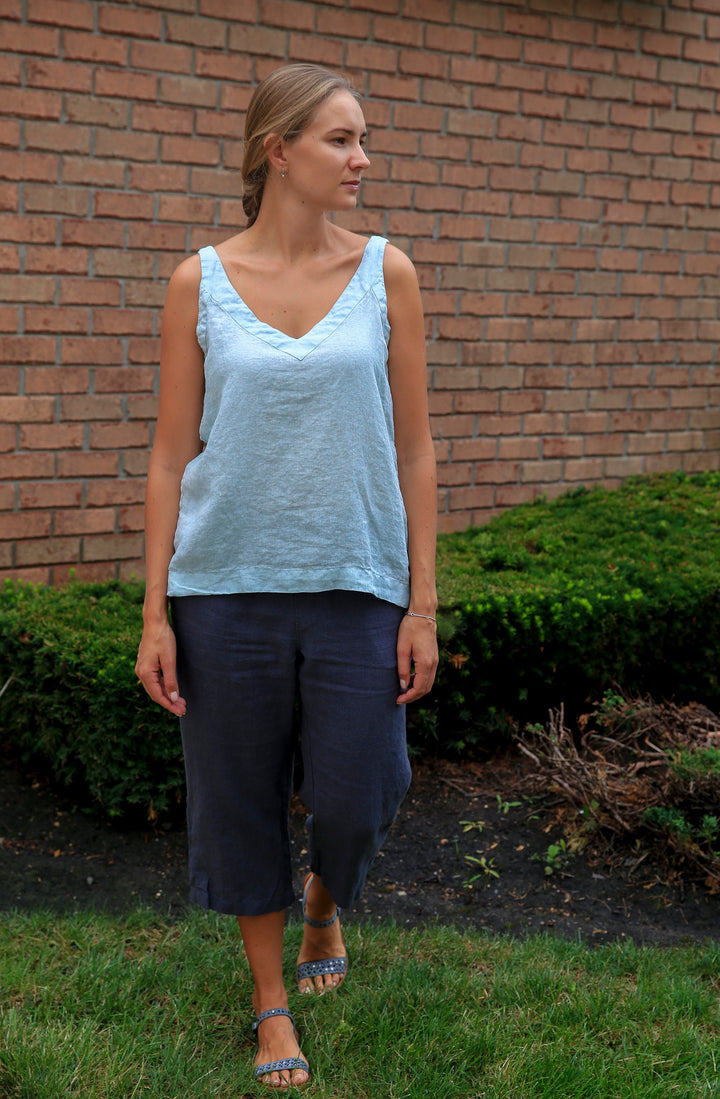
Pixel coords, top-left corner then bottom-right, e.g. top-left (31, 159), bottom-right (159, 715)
top-left (368, 72), bottom-right (420, 100)
top-left (0, 117), bottom-right (21, 147)
top-left (449, 485), bottom-right (495, 510)
top-left (24, 306), bottom-right (90, 333)
top-left (52, 508), bottom-right (117, 536)
top-left (0, 151), bottom-right (57, 183)
top-left (28, 0), bottom-right (93, 27)
top-left (227, 23), bottom-right (287, 57)
top-left (160, 75), bottom-right (220, 107)
top-left (94, 367), bottom-right (156, 392)
top-left (132, 103), bottom-right (194, 135)
top-left (18, 482), bottom-right (82, 509)
top-left (85, 481), bottom-right (145, 507)
top-left (374, 15), bottom-right (423, 45)
top-left (0, 54), bottom-right (20, 84)
top-left (82, 534), bottom-right (143, 562)
top-left (64, 93), bottom-right (127, 128)
top-left (95, 68), bottom-right (157, 101)
top-left (0, 512), bottom-right (50, 542)
top-left (24, 246), bottom-right (88, 275)
top-left (25, 367), bottom-right (89, 393)
top-left (0, 336), bottom-right (56, 364)
top-left (317, 6), bottom-right (370, 36)
top-left (1, 86), bottom-right (61, 120)
top-left (64, 31), bottom-right (127, 65)
top-left (25, 58), bottom-right (92, 93)
top-left (15, 538), bottom-right (80, 567)
top-left (403, 0), bottom-right (450, 20)
top-left (24, 121), bottom-right (91, 155)
top-left (3, 21), bottom-right (59, 55)
top-left (98, 5), bottom-right (163, 38)
top-left (130, 39), bottom-right (194, 73)
top-left (20, 423), bottom-right (84, 449)
top-left (57, 452), bottom-right (119, 477)
top-left (61, 337), bottom-right (123, 365)
top-left (128, 163), bottom-right (189, 192)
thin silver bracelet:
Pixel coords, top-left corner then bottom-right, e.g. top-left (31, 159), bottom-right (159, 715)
top-left (405, 611), bottom-right (437, 623)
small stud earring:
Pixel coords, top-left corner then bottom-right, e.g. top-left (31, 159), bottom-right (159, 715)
top-left (281, 167), bottom-right (285, 179)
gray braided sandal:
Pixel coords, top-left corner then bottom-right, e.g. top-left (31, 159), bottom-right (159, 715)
top-left (252, 1007), bottom-right (310, 1088)
top-left (296, 873), bottom-right (348, 993)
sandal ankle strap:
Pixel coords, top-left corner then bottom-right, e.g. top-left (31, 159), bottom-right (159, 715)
top-left (253, 1006), bottom-right (294, 1038)
top-left (302, 874), bottom-right (341, 928)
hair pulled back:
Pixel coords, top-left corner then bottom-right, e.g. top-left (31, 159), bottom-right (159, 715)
top-left (241, 63), bottom-right (360, 227)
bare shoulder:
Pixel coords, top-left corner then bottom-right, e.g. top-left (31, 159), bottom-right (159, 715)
top-left (382, 242), bottom-right (419, 291)
top-left (167, 252), bottom-right (202, 297)
top-left (329, 225), bottom-right (374, 263)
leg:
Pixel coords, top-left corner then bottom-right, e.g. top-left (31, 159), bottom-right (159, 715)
top-left (172, 596), bottom-right (308, 1081)
top-left (295, 591), bottom-right (412, 992)
top-left (238, 911), bottom-right (310, 1089)
top-left (296, 871), bottom-right (347, 995)
top-left (172, 594), bottom-right (299, 916)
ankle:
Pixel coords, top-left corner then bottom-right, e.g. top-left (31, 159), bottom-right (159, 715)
top-left (253, 987), bottom-right (289, 1016)
top-left (304, 875), bottom-right (338, 922)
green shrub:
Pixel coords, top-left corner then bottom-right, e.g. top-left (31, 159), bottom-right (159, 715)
top-left (0, 579), bottom-right (185, 821)
top-left (420, 470), bottom-right (720, 752)
top-left (2, 470), bottom-right (720, 819)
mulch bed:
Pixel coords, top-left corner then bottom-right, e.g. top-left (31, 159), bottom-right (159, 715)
top-left (1, 753), bottom-right (716, 946)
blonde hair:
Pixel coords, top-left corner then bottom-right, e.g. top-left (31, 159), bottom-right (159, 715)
top-left (241, 64), bottom-right (360, 227)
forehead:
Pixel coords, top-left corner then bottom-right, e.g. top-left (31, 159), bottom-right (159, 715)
top-left (308, 90), bottom-right (366, 132)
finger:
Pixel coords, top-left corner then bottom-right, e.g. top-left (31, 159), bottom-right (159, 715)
top-left (136, 658), bottom-right (187, 715)
top-left (396, 642), bottom-right (412, 691)
top-left (395, 662), bottom-right (437, 704)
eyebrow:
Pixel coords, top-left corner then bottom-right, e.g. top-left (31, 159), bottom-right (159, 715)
top-left (329, 127), bottom-right (368, 139)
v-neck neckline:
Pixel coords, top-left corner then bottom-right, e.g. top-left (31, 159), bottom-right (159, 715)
top-left (209, 237), bottom-right (375, 355)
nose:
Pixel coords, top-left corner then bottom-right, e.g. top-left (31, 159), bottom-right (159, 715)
top-left (352, 144), bottom-right (371, 170)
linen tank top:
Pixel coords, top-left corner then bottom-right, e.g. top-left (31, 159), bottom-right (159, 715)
top-left (166, 235), bottom-right (410, 607)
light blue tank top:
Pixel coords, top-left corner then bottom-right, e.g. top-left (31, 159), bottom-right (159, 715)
top-left (166, 235), bottom-right (410, 607)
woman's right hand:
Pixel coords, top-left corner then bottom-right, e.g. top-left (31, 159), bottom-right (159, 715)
top-left (135, 619), bottom-right (187, 716)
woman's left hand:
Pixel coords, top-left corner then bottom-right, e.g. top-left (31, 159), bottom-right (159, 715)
top-left (396, 614), bottom-right (439, 704)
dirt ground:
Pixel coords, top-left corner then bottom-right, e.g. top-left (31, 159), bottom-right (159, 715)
top-left (1, 752), bottom-right (717, 946)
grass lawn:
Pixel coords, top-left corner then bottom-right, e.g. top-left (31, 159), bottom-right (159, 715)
top-left (1, 908), bottom-right (718, 1098)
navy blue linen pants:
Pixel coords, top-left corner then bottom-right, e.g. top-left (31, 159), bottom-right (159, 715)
top-left (171, 590), bottom-right (412, 917)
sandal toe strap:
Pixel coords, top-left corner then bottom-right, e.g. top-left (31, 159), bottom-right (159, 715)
top-left (297, 957), bottom-right (347, 980)
top-left (255, 1056), bottom-right (309, 1079)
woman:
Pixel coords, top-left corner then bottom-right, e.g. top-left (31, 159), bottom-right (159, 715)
top-left (136, 63), bottom-right (438, 1090)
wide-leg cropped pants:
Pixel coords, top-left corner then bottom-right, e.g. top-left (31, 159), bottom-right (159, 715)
top-left (171, 590), bottom-right (412, 917)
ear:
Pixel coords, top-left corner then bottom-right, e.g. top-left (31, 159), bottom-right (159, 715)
top-left (263, 133), bottom-right (287, 177)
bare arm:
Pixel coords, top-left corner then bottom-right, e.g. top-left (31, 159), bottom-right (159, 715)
top-left (384, 244), bottom-right (439, 706)
top-left (135, 255), bottom-right (205, 715)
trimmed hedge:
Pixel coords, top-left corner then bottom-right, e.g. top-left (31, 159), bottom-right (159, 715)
top-left (2, 471), bottom-right (720, 818)
top-left (423, 470), bottom-right (720, 751)
top-left (0, 580), bottom-right (185, 820)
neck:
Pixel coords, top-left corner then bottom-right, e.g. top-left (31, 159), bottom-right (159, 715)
top-left (247, 188), bottom-right (336, 262)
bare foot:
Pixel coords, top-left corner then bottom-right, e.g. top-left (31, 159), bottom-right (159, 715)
top-left (253, 1010), bottom-right (310, 1090)
top-left (296, 873), bottom-right (348, 995)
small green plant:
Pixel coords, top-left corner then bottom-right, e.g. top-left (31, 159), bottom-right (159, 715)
top-left (534, 839), bottom-right (572, 877)
top-left (463, 854), bottom-right (500, 886)
top-left (496, 794), bottom-right (521, 814)
top-left (460, 819), bottom-right (485, 833)
top-left (643, 806), bottom-right (693, 838)
top-left (699, 815), bottom-right (720, 845)
top-left (668, 746), bottom-right (720, 782)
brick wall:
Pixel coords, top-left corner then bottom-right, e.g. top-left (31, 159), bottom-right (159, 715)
top-left (2, 0), bottom-right (720, 582)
